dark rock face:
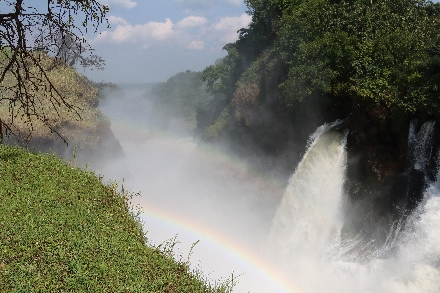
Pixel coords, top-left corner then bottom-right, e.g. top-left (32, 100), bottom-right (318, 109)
top-left (221, 93), bottom-right (439, 254)
top-left (405, 168), bottom-right (427, 213)
top-left (204, 85), bottom-right (438, 253)
top-left (342, 106), bottom-right (438, 251)
top-left (211, 90), bottom-right (351, 184)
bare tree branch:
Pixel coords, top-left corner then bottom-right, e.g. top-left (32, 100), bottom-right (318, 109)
top-left (0, 0), bottom-right (108, 144)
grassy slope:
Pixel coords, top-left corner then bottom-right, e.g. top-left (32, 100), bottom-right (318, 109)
top-left (0, 145), bottom-right (232, 292)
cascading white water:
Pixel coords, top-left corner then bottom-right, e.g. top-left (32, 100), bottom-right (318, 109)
top-left (408, 119), bottom-right (436, 172)
top-left (268, 120), bottom-right (347, 257)
top-left (391, 120), bottom-right (440, 292)
top-left (436, 151), bottom-right (440, 184)
top-left (266, 120), bottom-right (349, 291)
top-left (388, 186), bottom-right (440, 293)
top-left (267, 120), bottom-right (440, 293)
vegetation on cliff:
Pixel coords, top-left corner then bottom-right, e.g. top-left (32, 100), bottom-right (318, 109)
top-left (197, 0), bottom-right (440, 168)
top-left (195, 0), bottom-right (440, 243)
top-left (148, 70), bottom-right (211, 131)
top-left (0, 0), bottom-right (108, 142)
top-left (0, 53), bottom-right (124, 169)
top-left (0, 53), bottom-right (106, 145)
top-left (0, 145), bottom-right (235, 292)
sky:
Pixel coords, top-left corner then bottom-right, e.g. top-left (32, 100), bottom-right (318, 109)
top-left (83, 0), bottom-right (251, 83)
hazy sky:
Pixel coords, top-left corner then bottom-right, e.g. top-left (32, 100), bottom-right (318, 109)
top-left (84, 0), bottom-right (251, 83)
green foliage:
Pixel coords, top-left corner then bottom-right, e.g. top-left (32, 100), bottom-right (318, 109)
top-left (277, 0), bottom-right (440, 117)
top-left (198, 0), bottom-right (440, 144)
top-left (233, 51), bottom-right (272, 125)
top-left (201, 106), bottom-right (231, 141)
top-left (202, 48), bottom-right (242, 99)
top-left (150, 70), bottom-right (211, 129)
top-left (195, 95), bottom-right (230, 140)
top-left (199, 44), bottom-right (269, 139)
top-left (0, 145), bottom-right (235, 292)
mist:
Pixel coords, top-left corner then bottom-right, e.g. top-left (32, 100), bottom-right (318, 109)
top-left (82, 84), bottom-right (440, 293)
top-left (95, 85), bottom-right (288, 292)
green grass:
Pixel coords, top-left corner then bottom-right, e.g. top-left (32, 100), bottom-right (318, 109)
top-left (0, 145), bottom-right (235, 292)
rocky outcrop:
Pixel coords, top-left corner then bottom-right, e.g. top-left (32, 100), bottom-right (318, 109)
top-left (0, 64), bottom-right (125, 171)
top-left (342, 107), bottom-right (439, 252)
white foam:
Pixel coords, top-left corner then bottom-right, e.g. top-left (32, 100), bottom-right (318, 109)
top-left (267, 121), bottom-right (440, 293)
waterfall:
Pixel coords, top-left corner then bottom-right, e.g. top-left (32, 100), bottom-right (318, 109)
top-left (268, 120), bottom-right (348, 265)
top-left (436, 152), bottom-right (440, 187)
top-left (266, 120), bottom-right (440, 293)
top-left (408, 119), bottom-right (435, 173)
top-left (392, 120), bottom-right (440, 292)
top-left (385, 170), bottom-right (440, 293)
top-left (405, 120), bottom-right (436, 215)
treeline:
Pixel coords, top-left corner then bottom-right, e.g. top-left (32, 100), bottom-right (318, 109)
top-left (148, 70), bottom-right (211, 131)
top-left (196, 0), bottom-right (440, 171)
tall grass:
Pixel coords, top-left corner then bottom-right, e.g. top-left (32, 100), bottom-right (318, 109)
top-left (0, 145), bottom-right (235, 292)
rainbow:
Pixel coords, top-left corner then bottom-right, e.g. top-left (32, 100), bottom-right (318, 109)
top-left (136, 203), bottom-right (300, 293)
top-left (101, 105), bottom-right (303, 292)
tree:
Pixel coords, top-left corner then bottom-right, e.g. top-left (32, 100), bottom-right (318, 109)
top-left (0, 0), bottom-right (108, 142)
top-left (36, 28), bottom-right (105, 70)
top-left (200, 0), bottom-right (440, 135)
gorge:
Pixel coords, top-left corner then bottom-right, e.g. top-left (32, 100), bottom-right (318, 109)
top-left (96, 85), bottom-right (440, 292)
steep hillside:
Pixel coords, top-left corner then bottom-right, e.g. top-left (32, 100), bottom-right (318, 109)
top-left (0, 54), bottom-right (123, 167)
top-left (0, 145), bottom-right (234, 292)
